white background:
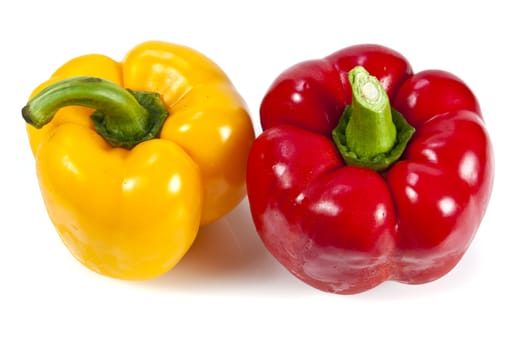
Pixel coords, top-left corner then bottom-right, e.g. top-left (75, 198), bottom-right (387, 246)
top-left (2, 1), bottom-right (523, 348)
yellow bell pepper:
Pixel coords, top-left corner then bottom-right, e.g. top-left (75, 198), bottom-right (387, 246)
top-left (22, 41), bottom-right (255, 280)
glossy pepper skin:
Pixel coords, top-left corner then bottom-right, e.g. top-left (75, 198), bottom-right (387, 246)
top-left (23, 41), bottom-right (254, 280)
top-left (247, 44), bottom-right (494, 294)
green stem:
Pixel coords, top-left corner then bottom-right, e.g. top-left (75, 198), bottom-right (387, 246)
top-left (332, 66), bottom-right (415, 171)
top-left (346, 66), bottom-right (396, 158)
top-left (22, 77), bottom-right (168, 149)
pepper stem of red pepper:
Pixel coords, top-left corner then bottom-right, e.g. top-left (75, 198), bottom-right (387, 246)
top-left (332, 66), bottom-right (415, 171)
top-left (22, 77), bottom-right (168, 149)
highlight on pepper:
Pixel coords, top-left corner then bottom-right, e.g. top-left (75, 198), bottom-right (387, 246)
top-left (22, 41), bottom-right (255, 280)
top-left (248, 44), bottom-right (494, 294)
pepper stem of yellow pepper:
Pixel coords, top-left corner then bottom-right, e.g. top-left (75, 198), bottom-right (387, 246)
top-left (332, 66), bottom-right (415, 171)
top-left (22, 77), bottom-right (168, 149)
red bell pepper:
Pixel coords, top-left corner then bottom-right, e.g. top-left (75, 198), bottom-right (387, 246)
top-left (247, 44), bottom-right (494, 294)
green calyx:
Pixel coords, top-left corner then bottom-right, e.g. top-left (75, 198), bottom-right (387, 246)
top-left (22, 77), bottom-right (168, 149)
top-left (332, 66), bottom-right (415, 171)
